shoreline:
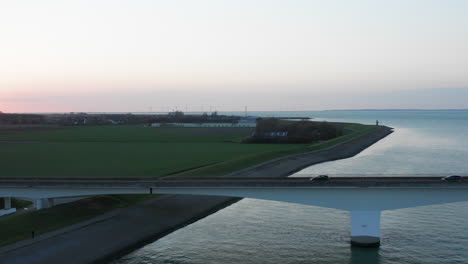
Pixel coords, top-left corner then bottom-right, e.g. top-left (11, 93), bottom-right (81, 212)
top-left (0, 126), bottom-right (393, 264)
top-left (95, 196), bottom-right (242, 264)
top-left (228, 126), bottom-right (393, 177)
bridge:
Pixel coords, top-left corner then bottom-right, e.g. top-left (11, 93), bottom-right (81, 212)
top-left (1, 176), bottom-right (467, 247)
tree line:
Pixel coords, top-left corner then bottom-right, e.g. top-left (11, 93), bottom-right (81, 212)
top-left (244, 118), bottom-right (343, 144)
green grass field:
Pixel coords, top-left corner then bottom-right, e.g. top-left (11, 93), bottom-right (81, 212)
top-left (0, 124), bottom-right (375, 178)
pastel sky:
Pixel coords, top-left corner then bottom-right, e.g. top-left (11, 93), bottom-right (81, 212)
top-left (1, 0), bottom-right (468, 112)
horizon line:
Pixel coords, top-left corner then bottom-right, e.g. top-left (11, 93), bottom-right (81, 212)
top-left (4, 108), bottom-right (468, 115)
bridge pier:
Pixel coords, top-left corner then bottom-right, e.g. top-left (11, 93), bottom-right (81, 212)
top-left (34, 198), bottom-right (55, 210)
top-left (4, 197), bottom-right (11, 210)
top-left (350, 210), bottom-right (381, 247)
top-left (0, 197), bottom-right (16, 216)
top-left (34, 199), bottom-right (44, 210)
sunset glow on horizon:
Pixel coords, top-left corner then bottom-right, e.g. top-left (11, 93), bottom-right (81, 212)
top-left (1, 0), bottom-right (468, 113)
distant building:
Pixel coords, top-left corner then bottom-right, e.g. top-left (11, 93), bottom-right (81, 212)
top-left (150, 116), bottom-right (258, 128)
top-left (151, 122), bottom-right (256, 128)
top-left (108, 120), bottom-right (122, 125)
top-left (238, 116), bottom-right (258, 124)
top-left (253, 131), bottom-right (288, 137)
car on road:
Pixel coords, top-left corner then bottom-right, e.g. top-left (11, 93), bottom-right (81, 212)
top-left (310, 175), bottom-right (329, 181)
top-left (441, 175), bottom-right (463, 182)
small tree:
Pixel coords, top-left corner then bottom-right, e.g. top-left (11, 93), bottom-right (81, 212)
top-left (256, 118), bottom-right (280, 133)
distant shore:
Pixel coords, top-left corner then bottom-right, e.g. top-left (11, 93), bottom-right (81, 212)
top-left (0, 126), bottom-right (393, 264)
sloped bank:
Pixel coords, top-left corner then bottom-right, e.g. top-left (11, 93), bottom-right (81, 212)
top-left (0, 126), bottom-right (392, 264)
top-left (228, 125), bottom-right (393, 177)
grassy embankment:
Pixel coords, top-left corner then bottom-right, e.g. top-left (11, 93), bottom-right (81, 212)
top-left (0, 123), bottom-right (376, 246)
top-left (171, 122), bottom-right (378, 177)
top-left (0, 195), bottom-right (153, 246)
top-left (0, 123), bottom-right (376, 178)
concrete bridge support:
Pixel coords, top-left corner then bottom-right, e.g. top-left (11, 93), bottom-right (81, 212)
top-left (0, 197), bottom-right (16, 216)
top-left (3, 197), bottom-right (11, 210)
top-left (34, 199), bottom-right (44, 210)
top-left (34, 198), bottom-right (55, 210)
top-left (350, 211), bottom-right (381, 247)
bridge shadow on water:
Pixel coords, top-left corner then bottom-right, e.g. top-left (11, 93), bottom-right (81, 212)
top-left (349, 247), bottom-right (380, 264)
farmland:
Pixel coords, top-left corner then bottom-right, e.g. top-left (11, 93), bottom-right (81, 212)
top-left (0, 123), bottom-right (375, 178)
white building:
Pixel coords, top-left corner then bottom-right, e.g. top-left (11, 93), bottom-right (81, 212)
top-left (151, 122), bottom-right (256, 128)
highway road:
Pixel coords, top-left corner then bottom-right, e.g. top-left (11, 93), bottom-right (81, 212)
top-left (0, 175), bottom-right (467, 188)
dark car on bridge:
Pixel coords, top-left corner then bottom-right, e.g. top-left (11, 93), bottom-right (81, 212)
top-left (310, 175), bottom-right (329, 181)
top-left (442, 175), bottom-right (463, 182)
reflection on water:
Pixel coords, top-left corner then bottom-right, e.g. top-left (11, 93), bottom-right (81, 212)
top-left (296, 112), bottom-right (468, 175)
top-left (350, 247), bottom-right (380, 264)
top-left (113, 199), bottom-right (468, 264)
top-left (113, 111), bottom-right (468, 264)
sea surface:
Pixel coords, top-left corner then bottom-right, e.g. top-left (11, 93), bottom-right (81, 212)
top-left (113, 110), bottom-right (468, 264)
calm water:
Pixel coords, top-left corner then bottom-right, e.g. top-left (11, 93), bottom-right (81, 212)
top-left (113, 110), bottom-right (468, 264)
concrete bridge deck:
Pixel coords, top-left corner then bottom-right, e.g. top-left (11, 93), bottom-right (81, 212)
top-left (0, 176), bottom-right (466, 188)
top-left (1, 175), bottom-right (467, 247)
